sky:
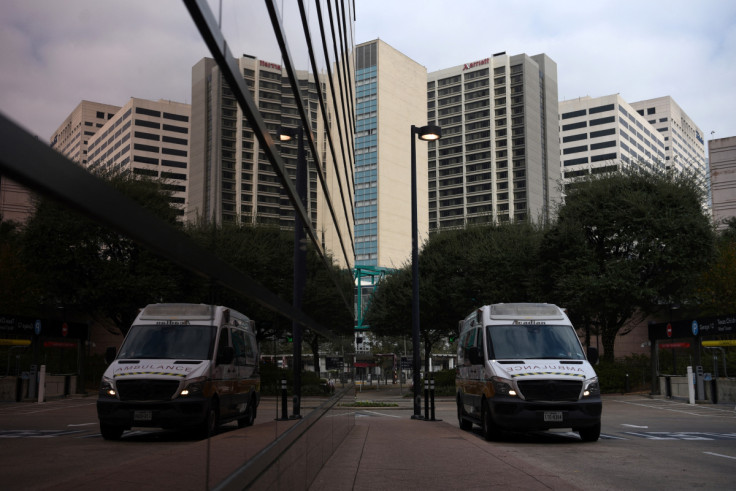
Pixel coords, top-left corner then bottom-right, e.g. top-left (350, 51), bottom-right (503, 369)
top-left (1, 0), bottom-right (735, 148)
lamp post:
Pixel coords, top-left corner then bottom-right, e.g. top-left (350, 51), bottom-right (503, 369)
top-left (279, 126), bottom-right (307, 419)
top-left (410, 124), bottom-right (441, 420)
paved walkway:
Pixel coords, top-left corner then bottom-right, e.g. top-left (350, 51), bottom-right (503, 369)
top-left (309, 385), bottom-right (580, 491)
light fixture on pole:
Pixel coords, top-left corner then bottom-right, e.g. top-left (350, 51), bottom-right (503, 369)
top-left (279, 125), bottom-right (307, 419)
top-left (410, 124), bottom-right (441, 420)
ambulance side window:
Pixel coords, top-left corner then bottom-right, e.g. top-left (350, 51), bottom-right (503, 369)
top-left (244, 333), bottom-right (257, 366)
top-left (231, 328), bottom-right (247, 366)
top-left (216, 328), bottom-right (231, 364)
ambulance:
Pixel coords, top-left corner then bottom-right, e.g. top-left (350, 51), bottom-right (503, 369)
top-left (455, 303), bottom-right (601, 442)
top-left (97, 303), bottom-right (260, 440)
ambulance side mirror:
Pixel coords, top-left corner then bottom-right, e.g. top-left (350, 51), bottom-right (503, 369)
top-left (104, 347), bottom-right (117, 365)
top-left (587, 346), bottom-right (599, 365)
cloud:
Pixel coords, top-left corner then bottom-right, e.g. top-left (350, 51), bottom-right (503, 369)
top-left (355, 0), bottom-right (736, 140)
top-left (0, 0), bottom-right (208, 139)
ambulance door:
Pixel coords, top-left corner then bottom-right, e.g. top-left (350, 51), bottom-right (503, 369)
top-left (214, 327), bottom-right (237, 419)
top-left (230, 327), bottom-right (250, 410)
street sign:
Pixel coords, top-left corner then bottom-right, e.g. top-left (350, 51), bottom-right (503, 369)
top-left (660, 342), bottom-right (690, 349)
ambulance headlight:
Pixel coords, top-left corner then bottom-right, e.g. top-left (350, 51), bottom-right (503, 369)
top-left (99, 376), bottom-right (116, 397)
top-left (583, 377), bottom-right (600, 397)
top-left (180, 376), bottom-right (206, 397)
top-left (492, 377), bottom-right (517, 397)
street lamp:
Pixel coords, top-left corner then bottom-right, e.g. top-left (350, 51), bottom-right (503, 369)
top-left (279, 126), bottom-right (307, 419)
top-left (410, 124), bottom-right (441, 420)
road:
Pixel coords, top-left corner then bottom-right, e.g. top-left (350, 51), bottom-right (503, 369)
top-left (1, 394), bottom-right (734, 490)
top-left (425, 394), bottom-right (736, 490)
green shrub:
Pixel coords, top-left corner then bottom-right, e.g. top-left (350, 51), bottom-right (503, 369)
top-left (595, 354), bottom-right (651, 393)
top-left (259, 361), bottom-right (332, 396)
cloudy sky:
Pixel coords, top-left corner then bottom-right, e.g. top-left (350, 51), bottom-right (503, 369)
top-left (1, 0), bottom-right (735, 149)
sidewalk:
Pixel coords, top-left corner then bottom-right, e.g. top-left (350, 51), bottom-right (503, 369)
top-left (309, 386), bottom-right (579, 491)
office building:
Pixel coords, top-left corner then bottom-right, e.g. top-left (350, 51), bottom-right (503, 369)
top-left (630, 96), bottom-right (707, 182)
top-left (559, 94), bottom-right (667, 187)
top-left (50, 100), bottom-right (122, 165)
top-left (86, 98), bottom-right (191, 217)
top-left (188, 53), bottom-right (354, 268)
top-left (710, 136), bottom-right (736, 228)
top-left (427, 52), bottom-right (560, 230)
top-left (355, 40), bottom-right (429, 268)
top-left (0, 176), bottom-right (34, 223)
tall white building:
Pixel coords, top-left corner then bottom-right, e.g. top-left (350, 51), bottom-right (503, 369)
top-left (355, 40), bottom-right (428, 268)
top-left (427, 52), bottom-right (560, 230)
top-left (50, 100), bottom-right (122, 166)
top-left (188, 54), bottom-right (354, 268)
top-left (86, 98), bottom-right (191, 218)
top-left (630, 96), bottom-right (707, 181)
top-left (559, 94), bottom-right (667, 187)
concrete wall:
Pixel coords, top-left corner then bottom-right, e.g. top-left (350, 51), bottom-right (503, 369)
top-left (658, 375), bottom-right (736, 404)
top-left (0, 374), bottom-right (78, 402)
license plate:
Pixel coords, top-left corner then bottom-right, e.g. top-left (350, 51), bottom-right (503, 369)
top-left (544, 411), bottom-right (563, 422)
top-left (134, 410), bottom-right (153, 421)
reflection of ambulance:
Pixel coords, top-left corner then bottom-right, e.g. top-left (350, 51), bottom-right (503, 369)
top-left (456, 303), bottom-right (602, 442)
top-left (97, 304), bottom-right (260, 440)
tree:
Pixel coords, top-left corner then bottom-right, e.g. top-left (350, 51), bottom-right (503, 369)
top-left (185, 222), bottom-right (354, 360)
top-left (20, 173), bottom-right (186, 334)
top-left (540, 170), bottom-right (715, 361)
top-left (365, 222), bottom-right (546, 370)
top-left (0, 217), bottom-right (43, 315)
top-left (185, 222), bottom-right (295, 343)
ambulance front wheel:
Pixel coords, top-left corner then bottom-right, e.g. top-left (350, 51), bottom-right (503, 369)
top-left (196, 398), bottom-right (219, 439)
top-left (577, 422), bottom-right (601, 442)
top-left (456, 397), bottom-right (472, 431)
top-left (100, 422), bottom-right (124, 440)
top-left (481, 400), bottom-right (501, 441)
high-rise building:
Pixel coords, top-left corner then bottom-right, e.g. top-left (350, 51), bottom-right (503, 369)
top-left (709, 135), bottom-right (736, 228)
top-left (0, 175), bottom-right (34, 223)
top-left (50, 100), bottom-right (122, 165)
top-left (559, 94), bottom-right (667, 188)
top-left (86, 98), bottom-right (191, 217)
top-left (629, 96), bottom-right (707, 181)
top-left (427, 52), bottom-right (560, 230)
top-left (355, 40), bottom-right (429, 268)
top-left (188, 56), bottom-right (320, 228)
top-left (188, 53), bottom-right (354, 268)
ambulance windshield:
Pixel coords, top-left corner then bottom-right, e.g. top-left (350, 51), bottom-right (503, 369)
top-left (487, 324), bottom-right (585, 360)
top-left (118, 324), bottom-right (217, 360)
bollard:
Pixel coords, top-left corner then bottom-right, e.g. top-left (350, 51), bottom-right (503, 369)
top-left (278, 379), bottom-right (289, 421)
top-left (430, 376), bottom-right (436, 421)
top-left (624, 373), bottom-right (630, 393)
top-left (424, 377), bottom-right (429, 420)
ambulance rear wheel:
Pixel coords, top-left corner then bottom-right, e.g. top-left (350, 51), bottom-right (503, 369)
top-left (457, 397), bottom-right (472, 431)
top-left (481, 400), bottom-right (501, 441)
top-left (238, 398), bottom-right (256, 428)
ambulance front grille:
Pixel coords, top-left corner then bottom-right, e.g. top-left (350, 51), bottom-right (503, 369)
top-left (116, 380), bottom-right (181, 401)
top-left (517, 379), bottom-right (582, 402)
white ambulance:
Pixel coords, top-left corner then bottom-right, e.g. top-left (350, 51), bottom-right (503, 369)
top-left (97, 303), bottom-right (260, 440)
top-left (455, 303), bottom-right (601, 442)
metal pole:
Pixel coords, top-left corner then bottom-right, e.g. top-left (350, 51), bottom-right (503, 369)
top-left (410, 125), bottom-right (422, 420)
top-left (292, 127), bottom-right (307, 419)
